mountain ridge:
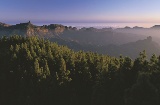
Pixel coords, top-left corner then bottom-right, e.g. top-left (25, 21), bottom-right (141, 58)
top-left (0, 21), bottom-right (77, 37)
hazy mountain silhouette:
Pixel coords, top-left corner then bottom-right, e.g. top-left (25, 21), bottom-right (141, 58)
top-left (105, 36), bottom-right (160, 58)
top-left (49, 36), bottom-right (160, 59)
top-left (0, 21), bottom-right (160, 58)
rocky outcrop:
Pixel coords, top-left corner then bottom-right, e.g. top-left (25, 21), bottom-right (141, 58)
top-left (0, 21), bottom-right (77, 37)
top-left (0, 22), bottom-right (10, 28)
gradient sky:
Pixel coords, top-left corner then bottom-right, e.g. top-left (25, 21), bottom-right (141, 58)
top-left (0, 0), bottom-right (160, 24)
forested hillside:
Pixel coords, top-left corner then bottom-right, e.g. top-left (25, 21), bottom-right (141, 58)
top-left (1, 35), bottom-right (160, 105)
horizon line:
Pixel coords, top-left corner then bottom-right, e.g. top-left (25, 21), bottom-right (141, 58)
top-left (1, 21), bottom-right (160, 28)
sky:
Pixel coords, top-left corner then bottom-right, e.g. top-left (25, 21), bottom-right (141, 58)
top-left (0, 0), bottom-right (160, 24)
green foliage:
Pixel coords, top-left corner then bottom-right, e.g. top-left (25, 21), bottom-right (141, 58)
top-left (125, 72), bottom-right (159, 105)
top-left (0, 35), bottom-right (160, 105)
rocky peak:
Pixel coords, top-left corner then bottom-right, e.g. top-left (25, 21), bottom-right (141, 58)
top-left (0, 22), bottom-right (10, 28)
top-left (13, 21), bottom-right (35, 29)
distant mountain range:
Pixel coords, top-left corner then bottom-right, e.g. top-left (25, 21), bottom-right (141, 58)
top-left (0, 21), bottom-right (160, 38)
top-left (1, 21), bottom-right (160, 58)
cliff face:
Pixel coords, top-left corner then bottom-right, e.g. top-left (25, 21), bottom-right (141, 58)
top-left (0, 21), bottom-right (77, 37)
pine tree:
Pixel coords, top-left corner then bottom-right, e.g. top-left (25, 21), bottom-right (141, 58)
top-left (44, 59), bottom-right (50, 76)
top-left (34, 58), bottom-right (41, 76)
top-left (57, 57), bottom-right (71, 85)
top-left (125, 72), bottom-right (159, 105)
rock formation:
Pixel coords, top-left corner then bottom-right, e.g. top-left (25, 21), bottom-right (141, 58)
top-left (0, 21), bottom-right (77, 37)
